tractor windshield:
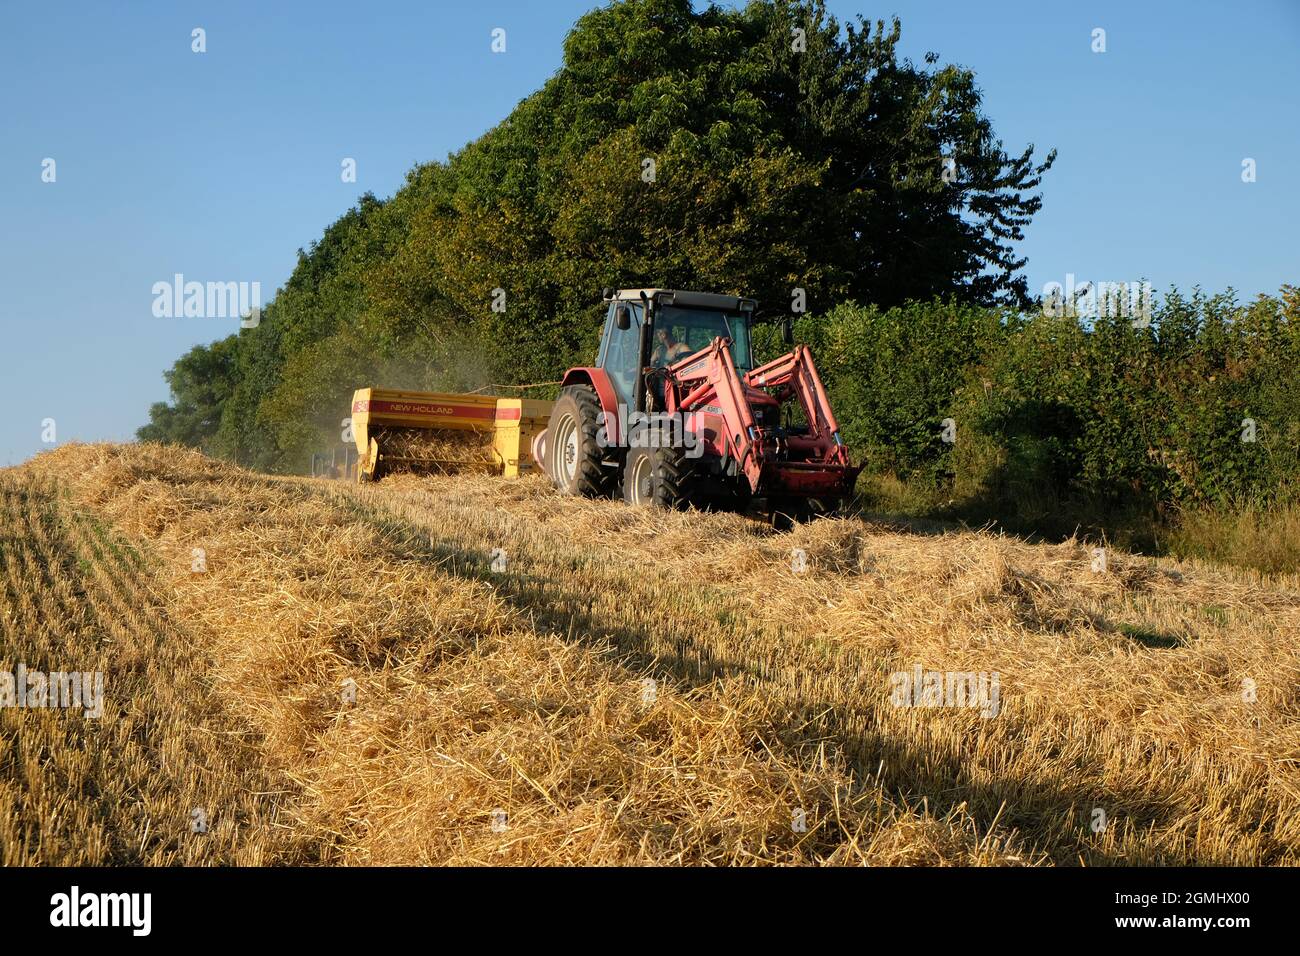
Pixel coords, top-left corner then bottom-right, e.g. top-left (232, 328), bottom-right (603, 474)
top-left (651, 305), bottom-right (753, 371)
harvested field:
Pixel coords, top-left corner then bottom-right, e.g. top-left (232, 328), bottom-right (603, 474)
top-left (3, 442), bottom-right (1298, 865)
top-left (0, 469), bottom-right (314, 864)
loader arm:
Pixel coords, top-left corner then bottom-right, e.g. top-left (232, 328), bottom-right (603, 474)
top-left (659, 337), bottom-right (857, 497)
top-left (668, 337), bottom-right (761, 475)
top-left (745, 346), bottom-right (852, 467)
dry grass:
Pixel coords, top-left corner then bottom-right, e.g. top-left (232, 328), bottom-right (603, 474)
top-left (4, 441), bottom-right (1298, 865)
top-left (348, 472), bottom-right (1300, 865)
top-left (1169, 499), bottom-right (1300, 576)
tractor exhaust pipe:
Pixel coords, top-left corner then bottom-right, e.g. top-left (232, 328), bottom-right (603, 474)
top-left (634, 290), bottom-right (653, 414)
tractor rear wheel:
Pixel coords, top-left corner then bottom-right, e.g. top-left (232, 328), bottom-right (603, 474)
top-left (548, 385), bottom-right (618, 498)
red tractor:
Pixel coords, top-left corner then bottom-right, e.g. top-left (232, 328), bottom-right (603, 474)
top-left (540, 288), bottom-right (860, 525)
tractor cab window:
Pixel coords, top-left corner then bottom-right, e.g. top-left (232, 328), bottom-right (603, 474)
top-left (652, 306), bottom-right (753, 371)
top-left (598, 300), bottom-right (644, 406)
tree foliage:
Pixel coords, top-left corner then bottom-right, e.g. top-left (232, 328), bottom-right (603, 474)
top-left (136, 336), bottom-right (239, 451)
top-left (764, 287), bottom-right (1300, 528)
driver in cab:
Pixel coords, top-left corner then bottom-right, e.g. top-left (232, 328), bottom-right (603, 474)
top-left (651, 327), bottom-right (692, 366)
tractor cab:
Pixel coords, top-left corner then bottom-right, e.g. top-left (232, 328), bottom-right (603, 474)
top-left (596, 289), bottom-right (756, 407)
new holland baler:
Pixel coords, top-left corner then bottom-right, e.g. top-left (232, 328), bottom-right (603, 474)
top-left (349, 387), bottom-right (550, 481)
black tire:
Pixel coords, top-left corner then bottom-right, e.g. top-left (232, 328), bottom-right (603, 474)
top-left (547, 385), bottom-right (619, 498)
top-left (728, 478), bottom-right (755, 515)
top-left (769, 497), bottom-right (813, 531)
top-left (770, 503), bottom-right (798, 532)
top-left (805, 496), bottom-right (844, 518)
top-left (769, 496), bottom-right (839, 530)
top-left (623, 432), bottom-right (705, 510)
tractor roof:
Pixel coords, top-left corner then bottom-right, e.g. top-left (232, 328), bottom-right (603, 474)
top-left (606, 288), bottom-right (756, 312)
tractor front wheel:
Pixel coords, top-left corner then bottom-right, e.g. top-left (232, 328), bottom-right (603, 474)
top-left (769, 496), bottom-right (842, 530)
top-left (623, 443), bottom-right (702, 510)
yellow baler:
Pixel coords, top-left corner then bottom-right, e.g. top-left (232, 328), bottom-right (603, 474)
top-left (350, 387), bottom-right (550, 481)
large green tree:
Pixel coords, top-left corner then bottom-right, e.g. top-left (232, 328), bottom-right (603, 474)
top-left (369, 0), bottom-right (1055, 380)
top-left (142, 0), bottom-right (1055, 470)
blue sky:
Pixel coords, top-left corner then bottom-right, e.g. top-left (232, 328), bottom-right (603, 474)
top-left (1, 0), bottom-right (1296, 467)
